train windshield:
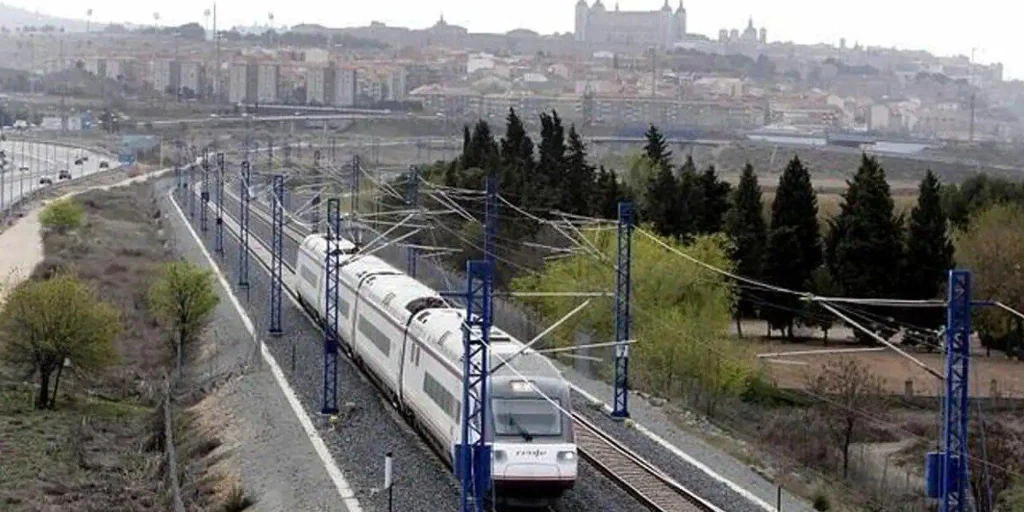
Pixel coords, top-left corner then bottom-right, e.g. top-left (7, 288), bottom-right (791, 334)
top-left (492, 398), bottom-right (562, 440)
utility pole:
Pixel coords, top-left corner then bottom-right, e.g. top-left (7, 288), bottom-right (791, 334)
top-left (351, 155), bottom-right (360, 243)
top-left (611, 201), bottom-right (634, 419)
top-left (214, 2), bottom-right (221, 103)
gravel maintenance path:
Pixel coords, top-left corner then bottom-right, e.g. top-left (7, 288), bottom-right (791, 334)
top-left (160, 176), bottom-right (352, 512)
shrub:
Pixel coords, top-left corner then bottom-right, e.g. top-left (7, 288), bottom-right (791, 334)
top-left (39, 198), bottom-right (85, 233)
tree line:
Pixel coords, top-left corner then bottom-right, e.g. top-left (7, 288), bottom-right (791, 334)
top-left (436, 111), bottom-right (1024, 343)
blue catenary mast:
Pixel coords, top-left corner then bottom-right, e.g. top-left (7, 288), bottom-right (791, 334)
top-left (406, 165), bottom-right (419, 277)
top-left (351, 155), bottom-right (360, 243)
top-left (199, 159), bottom-right (209, 233)
top-left (322, 198), bottom-right (341, 414)
top-left (214, 153), bottom-right (225, 256)
top-left (941, 270), bottom-right (972, 512)
top-left (188, 164), bottom-right (196, 218)
top-left (269, 174), bottom-right (284, 336)
top-left (458, 259), bottom-right (493, 512)
top-left (611, 201), bottom-right (634, 419)
top-left (238, 161), bottom-right (251, 288)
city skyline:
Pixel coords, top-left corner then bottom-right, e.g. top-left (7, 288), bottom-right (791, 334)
top-left (5, 0), bottom-right (1020, 79)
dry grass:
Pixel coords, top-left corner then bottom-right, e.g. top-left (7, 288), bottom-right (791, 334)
top-left (34, 183), bottom-right (175, 395)
top-left (752, 338), bottom-right (1024, 398)
top-left (0, 183), bottom-right (176, 510)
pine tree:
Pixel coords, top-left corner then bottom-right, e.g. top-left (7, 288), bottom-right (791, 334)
top-left (592, 166), bottom-right (622, 219)
top-left (499, 108), bottom-right (535, 206)
top-left (644, 164), bottom-right (681, 237)
top-left (537, 111), bottom-right (567, 210)
top-left (697, 164), bottom-right (732, 234)
top-left (643, 124), bottom-right (672, 172)
top-left (831, 154), bottom-right (904, 298)
top-left (468, 120), bottom-right (499, 171)
top-left (904, 170), bottom-right (954, 299)
top-left (725, 163), bottom-right (767, 333)
top-left (902, 170), bottom-right (955, 331)
top-left (561, 125), bottom-right (597, 215)
top-left (764, 155), bottom-right (821, 336)
top-left (675, 155), bottom-right (702, 239)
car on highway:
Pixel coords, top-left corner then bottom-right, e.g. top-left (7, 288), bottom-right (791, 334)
top-left (99, 160), bottom-right (109, 168)
top-left (18, 166), bottom-right (28, 172)
top-left (74, 158), bottom-right (84, 165)
top-left (58, 169), bottom-right (71, 180)
top-left (38, 175), bottom-right (53, 185)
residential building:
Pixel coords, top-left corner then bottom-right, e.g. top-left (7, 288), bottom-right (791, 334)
top-left (257, 64), bottom-right (280, 103)
top-left (229, 63), bottom-right (259, 103)
top-left (307, 64), bottom-right (337, 105)
top-left (389, 67), bottom-right (407, 101)
top-left (336, 68), bottom-right (358, 107)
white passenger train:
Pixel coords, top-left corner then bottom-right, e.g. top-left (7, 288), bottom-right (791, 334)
top-left (294, 234), bottom-right (578, 505)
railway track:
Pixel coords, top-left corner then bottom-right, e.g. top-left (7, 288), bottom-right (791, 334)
top-left (572, 413), bottom-right (722, 512)
top-left (207, 186), bottom-right (725, 512)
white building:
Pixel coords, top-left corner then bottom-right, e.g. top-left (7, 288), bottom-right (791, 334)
top-left (257, 64), bottom-right (280, 103)
top-left (180, 61), bottom-right (202, 95)
top-left (388, 67), bottom-right (407, 101)
top-left (336, 68), bottom-right (358, 107)
top-left (868, 104), bottom-right (890, 131)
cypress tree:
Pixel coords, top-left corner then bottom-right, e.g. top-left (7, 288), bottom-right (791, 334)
top-left (499, 108), bottom-right (535, 206)
top-left (460, 124), bottom-right (471, 167)
top-left (592, 166), bottom-right (622, 219)
top-left (831, 154), bottom-right (904, 298)
top-left (643, 124), bottom-right (672, 172)
top-left (904, 170), bottom-right (954, 299)
top-left (764, 155), bottom-right (821, 336)
top-left (537, 111), bottom-right (567, 210)
top-left (563, 125), bottom-right (596, 215)
top-left (676, 155), bottom-right (702, 239)
top-left (726, 163), bottom-right (767, 333)
top-left (697, 164), bottom-right (732, 234)
top-left (644, 164), bottom-right (681, 237)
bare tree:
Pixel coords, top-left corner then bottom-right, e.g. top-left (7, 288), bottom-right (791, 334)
top-left (808, 358), bottom-right (886, 478)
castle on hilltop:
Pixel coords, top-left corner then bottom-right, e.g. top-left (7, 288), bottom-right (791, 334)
top-left (574, 0), bottom-right (687, 48)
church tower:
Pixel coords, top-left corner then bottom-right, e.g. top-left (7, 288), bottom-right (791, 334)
top-left (575, 0), bottom-right (589, 42)
top-left (675, 0), bottom-right (687, 41)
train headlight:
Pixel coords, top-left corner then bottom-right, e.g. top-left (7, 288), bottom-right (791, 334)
top-left (557, 451), bottom-right (576, 462)
top-left (494, 450), bottom-right (507, 462)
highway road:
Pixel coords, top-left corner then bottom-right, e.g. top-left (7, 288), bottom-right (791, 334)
top-left (0, 140), bottom-right (116, 210)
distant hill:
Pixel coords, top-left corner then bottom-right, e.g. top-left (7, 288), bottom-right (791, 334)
top-left (0, 3), bottom-right (101, 32)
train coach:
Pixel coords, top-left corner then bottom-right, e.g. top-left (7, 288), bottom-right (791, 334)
top-left (294, 234), bottom-right (578, 506)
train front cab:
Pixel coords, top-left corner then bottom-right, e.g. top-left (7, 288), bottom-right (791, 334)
top-left (488, 376), bottom-right (577, 506)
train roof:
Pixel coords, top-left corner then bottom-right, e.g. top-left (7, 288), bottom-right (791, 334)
top-left (362, 273), bottom-right (445, 322)
top-left (299, 233), bottom-right (357, 256)
top-left (410, 308), bottom-right (562, 380)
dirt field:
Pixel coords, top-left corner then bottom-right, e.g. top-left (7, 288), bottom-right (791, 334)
top-left (753, 338), bottom-right (1024, 399)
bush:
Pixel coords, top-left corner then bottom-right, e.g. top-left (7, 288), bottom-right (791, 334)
top-left (39, 198), bottom-right (85, 233)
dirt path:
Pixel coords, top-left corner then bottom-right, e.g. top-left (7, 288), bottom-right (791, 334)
top-left (0, 166), bottom-right (174, 303)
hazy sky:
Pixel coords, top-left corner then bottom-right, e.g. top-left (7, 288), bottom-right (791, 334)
top-left (12, 0), bottom-right (1023, 79)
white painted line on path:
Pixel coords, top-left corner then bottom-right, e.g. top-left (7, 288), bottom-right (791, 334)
top-left (167, 188), bottom-right (363, 512)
